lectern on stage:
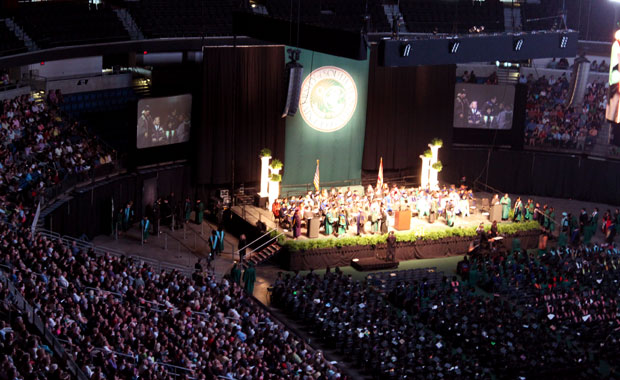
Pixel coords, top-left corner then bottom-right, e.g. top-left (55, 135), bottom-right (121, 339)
top-left (394, 210), bottom-right (411, 231)
top-left (489, 204), bottom-right (502, 223)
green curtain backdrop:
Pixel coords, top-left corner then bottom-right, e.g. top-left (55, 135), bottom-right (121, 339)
top-left (282, 48), bottom-right (369, 187)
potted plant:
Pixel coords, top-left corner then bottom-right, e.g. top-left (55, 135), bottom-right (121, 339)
top-left (260, 148), bottom-right (272, 158)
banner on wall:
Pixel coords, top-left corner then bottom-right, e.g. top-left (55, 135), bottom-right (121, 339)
top-left (282, 48), bottom-right (369, 187)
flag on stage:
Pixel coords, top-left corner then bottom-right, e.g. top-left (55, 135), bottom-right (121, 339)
top-left (313, 160), bottom-right (320, 191)
top-left (377, 157), bottom-right (384, 188)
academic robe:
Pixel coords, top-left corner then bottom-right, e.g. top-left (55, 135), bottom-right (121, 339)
top-left (216, 230), bottom-right (225, 253)
top-left (513, 200), bottom-right (523, 222)
top-left (324, 212), bottom-right (334, 235)
top-left (243, 265), bottom-right (256, 295)
top-left (525, 203), bottom-right (534, 221)
top-left (500, 196), bottom-right (511, 220)
top-left (231, 265), bottom-right (241, 285)
top-left (338, 213), bottom-right (347, 235)
top-left (195, 201), bottom-right (204, 224)
top-left (446, 209), bottom-right (455, 227)
top-left (141, 219), bottom-right (150, 241)
top-left (293, 213), bottom-right (302, 238)
top-left (548, 211), bottom-right (556, 233)
top-left (184, 200), bottom-right (192, 222)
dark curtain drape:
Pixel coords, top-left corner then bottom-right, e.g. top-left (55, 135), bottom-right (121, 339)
top-left (197, 45), bottom-right (286, 188)
top-left (44, 165), bottom-right (193, 239)
top-left (446, 148), bottom-right (620, 206)
top-left (362, 45), bottom-right (456, 179)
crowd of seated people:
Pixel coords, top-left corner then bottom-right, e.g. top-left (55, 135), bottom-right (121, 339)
top-left (274, 249), bottom-right (617, 379)
top-left (272, 269), bottom-right (485, 379)
top-left (524, 74), bottom-right (607, 151)
top-left (0, 92), bottom-right (114, 226)
top-left (0, 280), bottom-right (72, 380)
top-left (0, 223), bottom-right (344, 380)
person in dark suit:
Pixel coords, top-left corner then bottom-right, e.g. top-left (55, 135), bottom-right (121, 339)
top-left (386, 231), bottom-right (396, 262)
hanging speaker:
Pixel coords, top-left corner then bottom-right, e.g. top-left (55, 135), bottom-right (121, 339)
top-left (282, 61), bottom-right (303, 118)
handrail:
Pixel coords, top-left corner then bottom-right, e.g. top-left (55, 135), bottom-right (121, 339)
top-left (247, 233), bottom-right (284, 258)
top-left (0, 270), bottom-right (88, 380)
top-left (235, 228), bottom-right (276, 255)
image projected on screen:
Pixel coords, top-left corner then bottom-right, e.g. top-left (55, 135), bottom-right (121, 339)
top-left (136, 94), bottom-right (192, 149)
top-left (453, 83), bottom-right (515, 130)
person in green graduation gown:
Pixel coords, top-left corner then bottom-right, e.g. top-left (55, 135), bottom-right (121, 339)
top-left (243, 262), bottom-right (256, 295)
top-left (446, 204), bottom-right (455, 227)
top-left (548, 207), bottom-right (556, 235)
top-left (184, 196), bottom-right (192, 224)
top-left (338, 209), bottom-right (348, 236)
top-left (140, 216), bottom-right (150, 243)
top-left (230, 262), bottom-right (241, 285)
top-left (590, 208), bottom-right (599, 237)
top-left (525, 199), bottom-right (534, 221)
top-left (195, 199), bottom-right (204, 224)
top-left (324, 208), bottom-right (335, 236)
top-left (500, 194), bottom-right (511, 221)
top-left (513, 197), bottom-right (524, 222)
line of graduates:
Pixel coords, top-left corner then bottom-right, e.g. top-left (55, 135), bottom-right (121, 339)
top-left (230, 261), bottom-right (256, 295)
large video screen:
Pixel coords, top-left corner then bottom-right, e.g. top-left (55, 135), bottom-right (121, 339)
top-left (136, 94), bottom-right (192, 149)
top-left (453, 83), bottom-right (515, 130)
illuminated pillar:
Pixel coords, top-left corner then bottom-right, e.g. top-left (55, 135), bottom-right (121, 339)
top-left (259, 156), bottom-right (271, 197)
top-left (429, 144), bottom-right (440, 190)
top-left (268, 179), bottom-right (280, 210)
top-left (420, 155), bottom-right (431, 189)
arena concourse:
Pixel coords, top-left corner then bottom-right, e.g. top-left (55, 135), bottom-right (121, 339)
top-left (1, 1), bottom-right (620, 379)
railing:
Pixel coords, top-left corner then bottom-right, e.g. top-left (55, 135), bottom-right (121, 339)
top-left (37, 228), bottom-right (194, 277)
top-left (0, 270), bottom-right (88, 380)
top-left (235, 228), bottom-right (276, 259)
top-left (245, 232), bottom-right (284, 263)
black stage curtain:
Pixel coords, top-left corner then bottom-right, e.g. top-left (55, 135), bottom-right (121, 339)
top-left (447, 148), bottom-right (620, 206)
top-left (197, 46), bottom-right (286, 187)
top-left (44, 165), bottom-right (192, 239)
top-left (362, 45), bottom-right (456, 178)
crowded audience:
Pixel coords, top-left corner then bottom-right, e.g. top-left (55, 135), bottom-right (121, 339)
top-left (524, 74), bottom-right (607, 151)
top-left (0, 92), bottom-right (114, 227)
top-left (0, 222), bottom-right (343, 380)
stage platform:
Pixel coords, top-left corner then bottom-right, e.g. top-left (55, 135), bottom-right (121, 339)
top-left (233, 200), bottom-right (491, 240)
top-left (351, 257), bottom-right (399, 272)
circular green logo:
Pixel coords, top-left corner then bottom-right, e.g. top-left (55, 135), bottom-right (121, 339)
top-left (299, 66), bottom-right (357, 133)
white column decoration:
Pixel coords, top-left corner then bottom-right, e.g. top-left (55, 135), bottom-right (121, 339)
top-left (268, 179), bottom-right (280, 210)
top-left (259, 156), bottom-right (271, 197)
top-left (429, 144), bottom-right (441, 190)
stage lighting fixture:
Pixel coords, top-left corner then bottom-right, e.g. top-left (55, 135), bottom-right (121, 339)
top-left (560, 34), bottom-right (569, 48)
top-left (513, 37), bottom-right (524, 51)
top-left (400, 43), bottom-right (412, 57)
top-left (449, 40), bottom-right (460, 54)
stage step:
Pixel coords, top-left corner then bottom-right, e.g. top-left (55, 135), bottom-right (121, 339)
top-left (242, 241), bottom-right (281, 269)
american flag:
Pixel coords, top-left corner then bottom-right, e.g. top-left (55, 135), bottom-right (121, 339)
top-left (377, 157), bottom-right (384, 188)
top-left (313, 160), bottom-right (320, 191)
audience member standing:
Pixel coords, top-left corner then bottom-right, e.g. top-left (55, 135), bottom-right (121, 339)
top-left (243, 262), bottom-right (257, 295)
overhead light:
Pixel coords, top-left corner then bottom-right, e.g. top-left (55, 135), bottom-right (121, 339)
top-left (513, 37), bottom-right (524, 51)
top-left (560, 34), bottom-right (569, 48)
top-left (400, 42), bottom-right (412, 57)
top-left (449, 40), bottom-right (460, 54)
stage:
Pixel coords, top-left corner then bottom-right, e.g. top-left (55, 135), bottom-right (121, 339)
top-left (233, 196), bottom-right (495, 241)
top-left (231, 195), bottom-right (542, 271)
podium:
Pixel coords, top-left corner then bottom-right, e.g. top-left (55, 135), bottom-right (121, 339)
top-left (306, 218), bottom-right (320, 238)
top-left (489, 204), bottom-right (502, 222)
top-left (394, 210), bottom-right (411, 231)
